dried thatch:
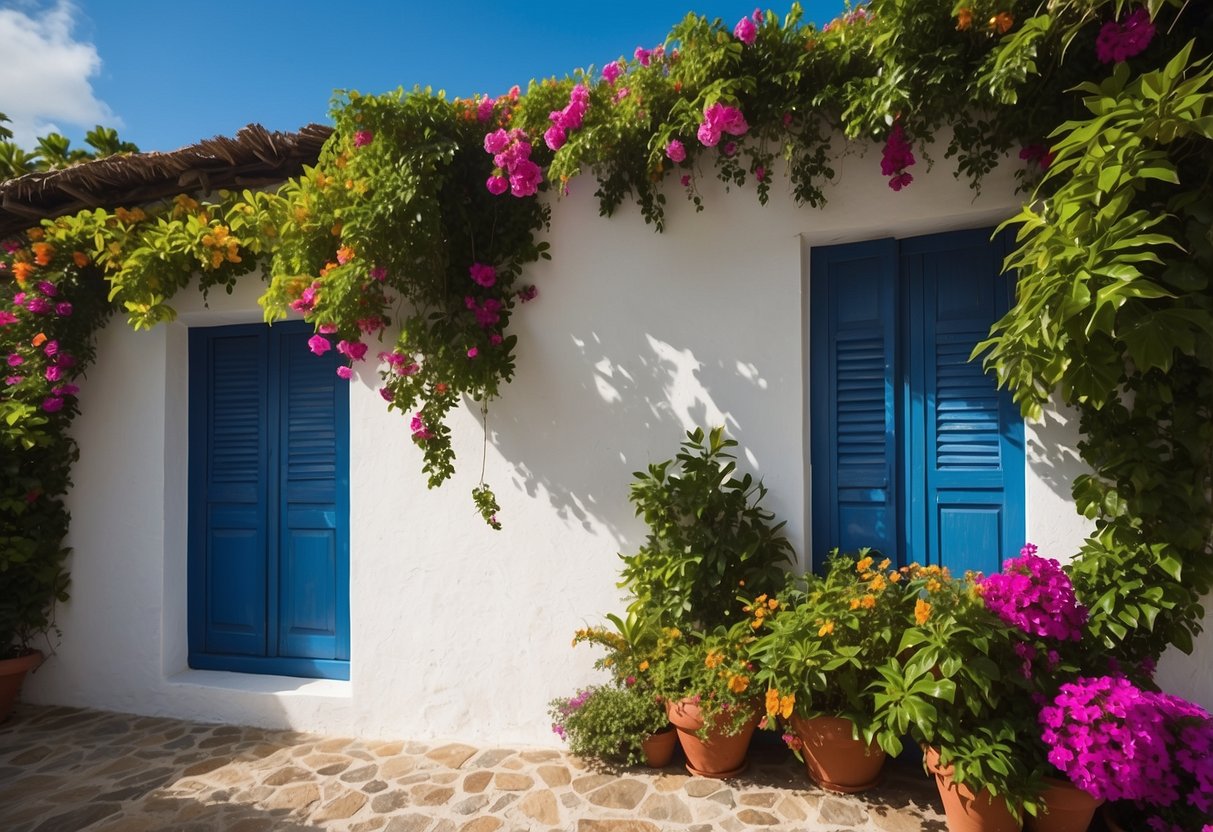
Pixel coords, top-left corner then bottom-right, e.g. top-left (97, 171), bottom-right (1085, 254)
top-left (0, 123), bottom-right (332, 237)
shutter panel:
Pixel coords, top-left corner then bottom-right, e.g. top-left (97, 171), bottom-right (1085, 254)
top-left (189, 328), bottom-right (269, 657)
top-left (903, 230), bottom-right (1025, 576)
top-left (276, 330), bottom-right (349, 662)
top-left (810, 239), bottom-right (899, 566)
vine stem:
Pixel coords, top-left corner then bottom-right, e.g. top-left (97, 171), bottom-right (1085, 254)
top-left (479, 399), bottom-right (490, 486)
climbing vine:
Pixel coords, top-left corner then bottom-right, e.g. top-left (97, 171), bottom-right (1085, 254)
top-left (2, 1), bottom-right (1211, 672)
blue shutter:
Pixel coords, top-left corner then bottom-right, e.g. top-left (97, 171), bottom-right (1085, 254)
top-left (188, 327), bottom-right (270, 658)
top-left (810, 239), bottom-right (899, 568)
top-left (902, 229), bottom-right (1025, 576)
top-left (189, 322), bottom-right (349, 679)
top-left (275, 330), bottom-right (350, 663)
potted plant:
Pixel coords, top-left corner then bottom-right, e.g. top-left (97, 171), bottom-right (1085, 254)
top-left (651, 622), bottom-right (763, 778)
top-left (1039, 674), bottom-right (1213, 832)
top-left (618, 426), bottom-right (793, 632)
top-left (549, 684), bottom-right (677, 767)
top-left (749, 550), bottom-right (910, 792)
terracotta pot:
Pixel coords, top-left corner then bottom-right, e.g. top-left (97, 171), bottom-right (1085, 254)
top-left (790, 714), bottom-right (887, 793)
top-left (923, 746), bottom-right (1020, 832)
top-left (640, 726), bottom-right (678, 768)
top-left (1024, 777), bottom-right (1102, 832)
top-left (666, 697), bottom-right (760, 778)
top-left (0, 650), bottom-right (43, 722)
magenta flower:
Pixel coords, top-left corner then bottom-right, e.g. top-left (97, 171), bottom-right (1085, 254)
top-left (0, 311), bottom-right (16, 326)
top-left (980, 546), bottom-right (1087, 641)
top-left (308, 335), bottom-right (332, 356)
top-left (290, 283), bottom-right (319, 313)
top-left (697, 102), bottom-right (749, 147)
top-left (370, 265), bottom-right (387, 281)
top-left (722, 141), bottom-right (737, 156)
top-left (36, 280), bottom-right (57, 296)
top-left (410, 413), bottom-right (434, 440)
top-left (753, 8), bottom-right (763, 24)
top-left (755, 165), bottom-right (767, 181)
top-left (734, 16), bottom-right (758, 45)
top-left (601, 60), bottom-right (623, 84)
top-left (337, 340), bottom-right (368, 362)
top-left (25, 297), bottom-right (51, 314)
top-left (5, 375), bottom-right (21, 385)
top-left (469, 263), bottom-right (497, 288)
top-left (543, 125), bottom-right (566, 151)
top-left (477, 96), bottom-right (495, 122)
top-left (379, 386), bottom-right (393, 402)
top-left (467, 347), bottom-right (479, 359)
top-left (54, 384), bottom-right (78, 396)
top-left (881, 121), bottom-right (916, 191)
top-left (665, 139), bottom-right (686, 163)
top-left (42, 396), bottom-right (64, 413)
top-left (55, 302), bottom-right (72, 317)
top-left (7, 353), bottom-right (23, 367)
top-left (486, 175), bottom-right (509, 195)
top-left (490, 334), bottom-right (503, 346)
top-left (634, 46), bottom-right (652, 66)
top-left (517, 285), bottom-right (538, 303)
top-left (45, 366), bottom-right (62, 382)
top-left (318, 323), bottom-right (338, 334)
top-left (352, 130), bottom-right (373, 148)
top-left (1096, 7), bottom-right (1155, 63)
top-left (680, 174), bottom-right (692, 187)
top-left (336, 365), bottom-right (354, 380)
top-left (509, 159), bottom-right (543, 197)
top-left (43, 340), bottom-right (59, 356)
top-left (1019, 143), bottom-right (1056, 170)
top-left (484, 129), bottom-right (511, 155)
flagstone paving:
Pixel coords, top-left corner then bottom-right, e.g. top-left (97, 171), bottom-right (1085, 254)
top-left (0, 705), bottom-right (949, 831)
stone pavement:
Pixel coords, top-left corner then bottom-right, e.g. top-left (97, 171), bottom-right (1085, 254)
top-left (0, 705), bottom-right (947, 831)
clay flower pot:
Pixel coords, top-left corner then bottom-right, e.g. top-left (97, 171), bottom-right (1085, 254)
top-left (1024, 776), bottom-right (1103, 832)
top-left (666, 697), bottom-right (760, 778)
top-left (924, 746), bottom-right (1020, 832)
top-left (0, 650), bottom-right (43, 722)
top-left (640, 725), bottom-right (678, 768)
top-left (790, 714), bottom-right (887, 793)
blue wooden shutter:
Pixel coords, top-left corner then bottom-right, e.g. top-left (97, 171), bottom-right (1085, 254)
top-left (188, 326), bottom-right (270, 658)
top-left (810, 239), bottom-right (899, 567)
top-left (902, 229), bottom-right (1025, 576)
top-left (275, 329), bottom-right (350, 663)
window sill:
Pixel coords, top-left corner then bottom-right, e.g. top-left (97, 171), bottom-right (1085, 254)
top-left (167, 668), bottom-right (352, 698)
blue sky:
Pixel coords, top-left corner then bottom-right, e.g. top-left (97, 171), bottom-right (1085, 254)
top-left (0, 0), bottom-right (847, 153)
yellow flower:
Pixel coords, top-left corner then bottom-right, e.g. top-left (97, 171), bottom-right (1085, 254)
top-left (767, 598), bottom-right (779, 611)
top-left (915, 598), bottom-right (932, 625)
top-left (765, 688), bottom-right (780, 716)
top-left (870, 574), bottom-right (887, 592)
top-left (705, 650), bottom-right (724, 669)
top-left (889, 571), bottom-right (902, 584)
top-left (856, 556), bottom-right (873, 573)
top-left (639, 661), bottom-right (649, 672)
top-left (927, 579), bottom-right (941, 593)
top-left (779, 694), bottom-right (795, 720)
top-left (755, 594), bottom-right (768, 605)
top-left (860, 595), bottom-right (876, 609)
top-left (750, 618), bottom-right (763, 630)
top-left (850, 598), bottom-right (861, 610)
top-left (728, 675), bottom-right (750, 694)
top-left (818, 620), bottom-right (835, 637)
top-left (878, 558), bottom-right (891, 571)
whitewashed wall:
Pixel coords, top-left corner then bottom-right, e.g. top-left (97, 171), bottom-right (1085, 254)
top-left (28, 142), bottom-right (1204, 741)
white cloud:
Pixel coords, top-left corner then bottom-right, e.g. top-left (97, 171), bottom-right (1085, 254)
top-left (0, 1), bottom-right (117, 147)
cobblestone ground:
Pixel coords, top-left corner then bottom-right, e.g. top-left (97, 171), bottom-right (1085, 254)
top-left (0, 705), bottom-right (948, 831)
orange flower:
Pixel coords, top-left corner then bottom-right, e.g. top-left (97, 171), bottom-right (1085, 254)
top-left (856, 556), bottom-right (874, 573)
top-left (32, 242), bottom-right (54, 265)
top-left (767, 598), bottom-right (779, 611)
top-left (72, 251), bottom-right (90, 268)
top-left (31, 332), bottom-right (47, 347)
top-left (639, 660), bottom-right (649, 672)
top-left (779, 694), bottom-right (795, 720)
top-left (26, 228), bottom-right (44, 241)
top-left (878, 558), bottom-right (891, 571)
top-left (870, 574), bottom-right (887, 592)
top-left (12, 261), bottom-right (34, 283)
top-left (889, 571), bottom-right (902, 584)
top-left (850, 598), bottom-right (861, 610)
top-left (927, 579), bottom-right (942, 593)
top-left (989, 12), bottom-right (1013, 34)
top-left (915, 598), bottom-right (932, 625)
top-left (860, 595), bottom-right (877, 609)
top-left (818, 620), bottom-right (835, 637)
top-left (705, 650), bottom-right (724, 669)
top-left (956, 7), bottom-right (973, 30)
top-left (765, 688), bottom-right (780, 716)
top-left (728, 674), bottom-right (750, 694)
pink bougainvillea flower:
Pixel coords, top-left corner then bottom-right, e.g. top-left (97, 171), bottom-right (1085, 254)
top-left (484, 129), bottom-right (511, 155)
top-left (665, 139), bottom-right (686, 162)
top-left (410, 413), bottom-right (433, 440)
top-left (697, 102), bottom-right (749, 147)
top-left (0, 311), bottom-right (17, 326)
top-left (734, 16), bottom-right (758, 44)
top-left (36, 280), bottom-right (57, 296)
top-left (486, 174), bottom-right (509, 195)
top-left (1096, 7), bottom-right (1155, 63)
top-left (753, 7), bottom-right (764, 24)
top-left (45, 366), bottom-right (62, 382)
top-left (25, 297), bottom-right (51, 314)
top-left (54, 384), bottom-right (78, 396)
top-left (467, 347), bottom-right (479, 359)
top-left (337, 340), bottom-right (368, 362)
top-left (379, 386), bottom-right (393, 402)
top-left (889, 172), bottom-right (913, 191)
top-left (722, 141), bottom-right (737, 156)
top-left (544, 124), bottom-right (567, 150)
top-left (318, 323), bottom-right (338, 334)
top-left (881, 121), bottom-right (916, 190)
top-left (517, 284), bottom-right (538, 303)
top-left (469, 263), bottom-right (497, 288)
top-left (336, 366), bottom-right (354, 380)
top-left (1019, 143), bottom-right (1056, 170)
top-left (755, 165), bottom-right (767, 181)
top-left (509, 158), bottom-right (543, 197)
top-left (43, 339), bottom-right (59, 356)
top-left (634, 46), bottom-right (652, 66)
top-left (5, 375), bottom-right (22, 385)
top-left (477, 96), bottom-right (495, 122)
top-left (981, 546), bottom-right (1088, 641)
top-left (55, 302), bottom-right (72, 317)
top-left (490, 333), bottom-right (503, 346)
top-left (601, 60), bottom-right (623, 83)
top-left (370, 265), bottom-right (388, 281)
top-left (7, 353), bottom-right (23, 367)
top-left (42, 396), bottom-right (64, 413)
top-left (308, 335), bottom-right (332, 356)
top-left (352, 130), bottom-right (373, 148)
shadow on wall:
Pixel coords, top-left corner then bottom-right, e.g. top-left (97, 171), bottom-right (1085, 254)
top-left (1025, 403), bottom-right (1090, 504)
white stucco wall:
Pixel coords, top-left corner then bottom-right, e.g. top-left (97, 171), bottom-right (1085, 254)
top-left (29, 141), bottom-right (1180, 742)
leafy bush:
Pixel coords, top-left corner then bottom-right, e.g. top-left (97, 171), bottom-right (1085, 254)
top-left (548, 685), bottom-right (670, 766)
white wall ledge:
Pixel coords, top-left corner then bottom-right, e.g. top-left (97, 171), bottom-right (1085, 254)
top-left (167, 669), bottom-right (353, 699)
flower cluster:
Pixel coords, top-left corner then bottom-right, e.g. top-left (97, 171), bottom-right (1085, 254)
top-left (880, 121), bottom-right (915, 191)
top-left (697, 103), bottom-right (749, 148)
top-left (733, 9), bottom-right (761, 45)
top-left (1096, 7), bottom-right (1155, 64)
top-left (1039, 675), bottom-right (1213, 819)
top-left (544, 84), bottom-right (590, 151)
top-left (484, 128), bottom-right (542, 197)
top-left (549, 687), bottom-right (593, 739)
top-left (980, 544), bottom-right (1088, 641)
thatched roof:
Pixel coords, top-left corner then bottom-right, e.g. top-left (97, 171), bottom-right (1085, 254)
top-left (0, 123), bottom-right (333, 237)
